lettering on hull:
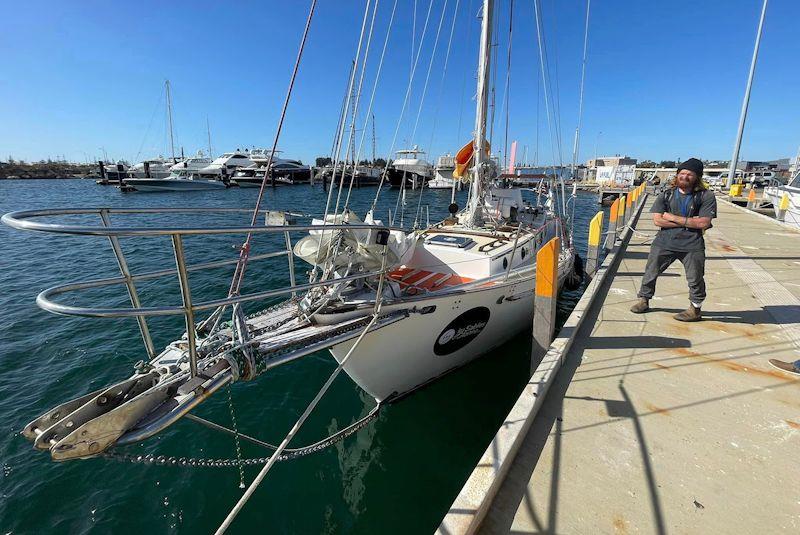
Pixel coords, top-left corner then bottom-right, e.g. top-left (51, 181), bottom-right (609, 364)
top-left (434, 307), bottom-right (490, 355)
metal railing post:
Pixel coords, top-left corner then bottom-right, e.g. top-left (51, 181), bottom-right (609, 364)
top-left (171, 234), bottom-right (198, 377)
top-left (99, 209), bottom-right (156, 358)
top-left (373, 229), bottom-right (390, 315)
top-left (284, 231), bottom-right (296, 297)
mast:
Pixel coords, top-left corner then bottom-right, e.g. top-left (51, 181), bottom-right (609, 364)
top-left (466, 0), bottom-right (494, 228)
top-left (165, 80), bottom-right (176, 162)
top-left (206, 116), bottom-right (213, 158)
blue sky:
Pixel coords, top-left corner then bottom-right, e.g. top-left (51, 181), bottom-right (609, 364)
top-left (1, 0), bottom-right (798, 166)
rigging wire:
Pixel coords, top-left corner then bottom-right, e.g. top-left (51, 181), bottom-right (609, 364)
top-left (225, 0), bottom-right (318, 300)
top-left (532, 0), bottom-right (566, 219)
top-left (329, 60), bottom-right (355, 161)
top-left (311, 0), bottom-right (375, 281)
top-left (319, 0), bottom-right (374, 232)
top-left (331, 0), bottom-right (381, 219)
top-left (399, 0), bottom-right (452, 228)
top-left (409, 0), bottom-right (449, 144)
top-left (547, 0), bottom-right (564, 166)
top-left (344, 0), bottom-right (400, 210)
top-left (133, 85), bottom-right (165, 164)
top-left (414, 0), bottom-right (462, 228)
top-left (500, 0), bottom-right (514, 170)
top-left (569, 0), bottom-right (592, 231)
top-left (455, 0), bottom-right (476, 148)
top-left (368, 0), bottom-right (435, 213)
top-left (398, 0), bottom-right (451, 230)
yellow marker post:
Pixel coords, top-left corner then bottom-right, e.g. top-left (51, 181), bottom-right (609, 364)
top-left (533, 236), bottom-right (560, 361)
top-left (625, 191), bottom-right (633, 223)
top-left (617, 194), bottom-right (626, 230)
top-left (777, 192), bottom-right (790, 221)
top-left (586, 211), bottom-right (604, 278)
top-left (746, 187), bottom-right (758, 209)
top-left (605, 198), bottom-right (620, 251)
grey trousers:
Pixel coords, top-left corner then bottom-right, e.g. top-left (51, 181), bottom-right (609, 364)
top-left (637, 245), bottom-right (707, 304)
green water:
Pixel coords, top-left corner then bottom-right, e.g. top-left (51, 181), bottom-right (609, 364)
top-left (0, 180), bottom-right (607, 534)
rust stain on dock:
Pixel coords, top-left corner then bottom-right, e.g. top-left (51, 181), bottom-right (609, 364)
top-left (645, 402), bottom-right (671, 416)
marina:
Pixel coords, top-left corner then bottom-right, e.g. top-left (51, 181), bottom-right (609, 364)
top-left (2, 0), bottom-right (799, 533)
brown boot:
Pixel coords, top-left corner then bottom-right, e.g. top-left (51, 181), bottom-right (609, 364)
top-left (674, 305), bottom-right (701, 322)
top-left (630, 297), bottom-right (649, 314)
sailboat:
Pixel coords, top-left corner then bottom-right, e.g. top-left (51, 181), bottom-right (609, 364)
top-left (3, 0), bottom-right (579, 462)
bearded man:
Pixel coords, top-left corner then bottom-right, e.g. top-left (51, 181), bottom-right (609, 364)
top-left (630, 158), bottom-right (717, 321)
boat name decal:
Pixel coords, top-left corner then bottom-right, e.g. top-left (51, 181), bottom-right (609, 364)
top-left (434, 307), bottom-right (490, 356)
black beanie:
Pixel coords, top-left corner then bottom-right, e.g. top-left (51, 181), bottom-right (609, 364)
top-left (678, 158), bottom-right (703, 178)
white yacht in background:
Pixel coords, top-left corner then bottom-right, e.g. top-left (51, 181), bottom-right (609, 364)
top-left (168, 153), bottom-right (212, 172)
top-left (127, 157), bottom-right (174, 179)
top-left (387, 146), bottom-right (433, 188)
top-left (428, 154), bottom-right (460, 190)
top-left (764, 171), bottom-right (800, 229)
top-left (197, 149), bottom-right (256, 177)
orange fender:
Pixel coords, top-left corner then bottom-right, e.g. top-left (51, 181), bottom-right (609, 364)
top-left (452, 139), bottom-right (491, 179)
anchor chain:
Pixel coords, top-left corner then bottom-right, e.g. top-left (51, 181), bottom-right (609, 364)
top-left (103, 403), bottom-right (381, 468)
top-left (227, 386), bottom-right (246, 488)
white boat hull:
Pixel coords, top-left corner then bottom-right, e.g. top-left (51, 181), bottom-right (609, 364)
top-left (124, 178), bottom-right (227, 192)
top-left (330, 258), bottom-right (571, 401)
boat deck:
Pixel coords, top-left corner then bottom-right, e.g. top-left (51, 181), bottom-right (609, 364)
top-left (446, 195), bottom-right (800, 533)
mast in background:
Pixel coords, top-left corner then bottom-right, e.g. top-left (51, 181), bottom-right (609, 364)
top-left (206, 116), bottom-right (213, 158)
top-left (165, 80), bottom-right (176, 162)
top-left (726, 0), bottom-right (768, 189)
top-left (466, 0), bottom-right (494, 228)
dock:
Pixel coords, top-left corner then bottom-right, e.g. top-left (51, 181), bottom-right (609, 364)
top-left (440, 191), bottom-right (800, 534)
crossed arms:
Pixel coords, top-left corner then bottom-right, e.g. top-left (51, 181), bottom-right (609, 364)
top-left (653, 212), bottom-right (712, 230)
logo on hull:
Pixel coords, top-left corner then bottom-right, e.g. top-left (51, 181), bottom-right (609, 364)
top-left (434, 307), bottom-right (490, 355)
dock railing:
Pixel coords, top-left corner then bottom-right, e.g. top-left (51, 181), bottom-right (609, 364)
top-left (2, 207), bottom-right (400, 378)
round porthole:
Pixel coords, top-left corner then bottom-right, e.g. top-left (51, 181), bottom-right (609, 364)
top-left (503, 257), bottom-right (508, 269)
top-left (521, 247), bottom-right (527, 259)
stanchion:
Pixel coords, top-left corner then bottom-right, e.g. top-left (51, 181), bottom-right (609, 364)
top-left (586, 211), bottom-right (603, 278)
top-left (532, 236), bottom-right (560, 371)
top-left (617, 194), bottom-right (626, 229)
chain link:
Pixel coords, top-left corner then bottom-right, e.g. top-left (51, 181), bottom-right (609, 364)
top-left (227, 386), bottom-right (246, 488)
top-left (103, 404), bottom-right (381, 468)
